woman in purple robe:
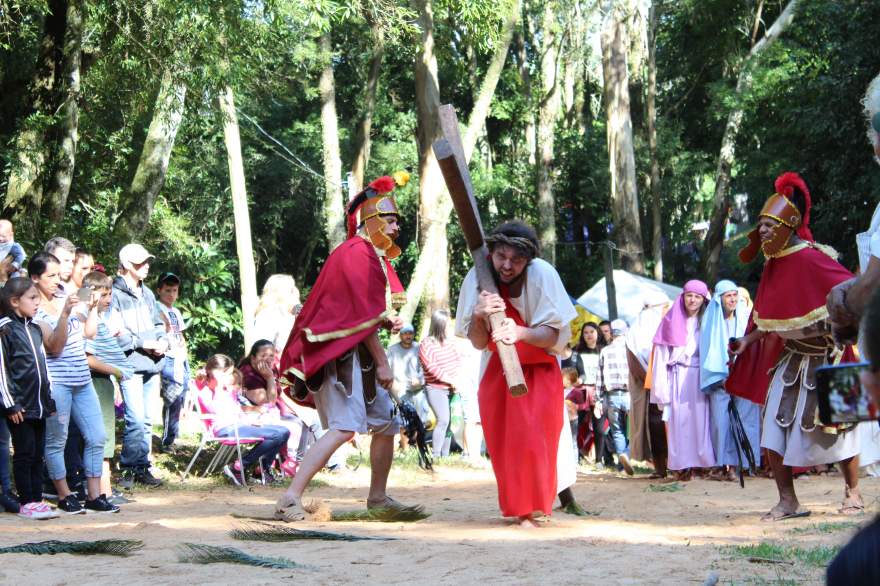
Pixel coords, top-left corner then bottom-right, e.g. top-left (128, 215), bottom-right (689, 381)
top-left (650, 280), bottom-right (715, 480)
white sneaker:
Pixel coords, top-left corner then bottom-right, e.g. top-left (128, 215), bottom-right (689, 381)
top-left (18, 502), bottom-right (59, 520)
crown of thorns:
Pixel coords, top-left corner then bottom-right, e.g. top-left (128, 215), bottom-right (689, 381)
top-left (484, 233), bottom-right (539, 259)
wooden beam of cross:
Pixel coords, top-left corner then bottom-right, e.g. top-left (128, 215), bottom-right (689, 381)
top-left (433, 104), bottom-right (528, 397)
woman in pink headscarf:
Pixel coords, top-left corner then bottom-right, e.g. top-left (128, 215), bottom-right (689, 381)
top-left (650, 280), bottom-right (715, 480)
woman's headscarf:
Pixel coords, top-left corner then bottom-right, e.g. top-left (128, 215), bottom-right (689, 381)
top-left (652, 279), bottom-right (709, 347)
top-left (699, 280), bottom-right (750, 391)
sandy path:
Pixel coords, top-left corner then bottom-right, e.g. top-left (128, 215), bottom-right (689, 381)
top-left (0, 464), bottom-right (874, 585)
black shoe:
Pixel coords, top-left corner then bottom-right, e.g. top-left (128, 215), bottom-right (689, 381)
top-left (134, 469), bottom-right (163, 487)
top-left (73, 484), bottom-right (88, 502)
top-left (57, 494), bottom-right (86, 515)
top-left (0, 492), bottom-right (20, 513)
top-left (85, 494), bottom-right (120, 514)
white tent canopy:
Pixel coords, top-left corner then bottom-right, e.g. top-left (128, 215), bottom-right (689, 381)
top-left (575, 270), bottom-right (683, 325)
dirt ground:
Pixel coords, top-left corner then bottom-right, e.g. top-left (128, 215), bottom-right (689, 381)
top-left (0, 458), bottom-right (874, 586)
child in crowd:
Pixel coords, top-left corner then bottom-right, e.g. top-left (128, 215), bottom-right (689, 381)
top-left (562, 367), bottom-right (584, 464)
top-left (0, 219), bottom-right (26, 284)
top-left (196, 354), bottom-right (290, 485)
top-left (31, 252), bottom-right (116, 514)
top-left (156, 273), bottom-right (190, 452)
top-left (0, 278), bottom-right (59, 519)
top-left (83, 271), bottom-right (133, 504)
top-left (238, 339), bottom-right (305, 477)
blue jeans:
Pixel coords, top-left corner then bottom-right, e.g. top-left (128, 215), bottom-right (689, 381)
top-left (215, 424), bottom-right (290, 470)
top-left (0, 419), bottom-right (11, 493)
top-left (45, 381), bottom-right (107, 480)
top-left (604, 391), bottom-right (630, 458)
top-left (120, 372), bottom-right (161, 470)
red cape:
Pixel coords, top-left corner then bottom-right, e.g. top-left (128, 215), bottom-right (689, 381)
top-left (479, 294), bottom-right (562, 518)
top-left (726, 243), bottom-right (854, 404)
top-left (279, 237), bottom-right (394, 395)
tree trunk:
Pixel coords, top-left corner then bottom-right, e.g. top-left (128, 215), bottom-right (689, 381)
top-left (514, 27), bottom-right (536, 165)
top-left (647, 1), bottom-right (663, 281)
top-left (350, 21), bottom-right (384, 191)
top-left (319, 33), bottom-right (346, 249)
top-left (218, 85), bottom-right (259, 349)
top-left (462, 0), bottom-right (520, 162)
top-left (113, 68), bottom-right (187, 242)
top-left (411, 0), bottom-right (448, 332)
top-left (42, 0), bottom-right (82, 223)
top-left (601, 0), bottom-right (645, 274)
top-left (3, 0), bottom-right (67, 219)
top-left (399, 0), bottom-right (519, 329)
top-left (701, 0), bottom-right (799, 283)
top-left (536, 1), bottom-right (561, 264)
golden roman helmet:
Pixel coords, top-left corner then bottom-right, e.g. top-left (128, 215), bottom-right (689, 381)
top-left (346, 172), bottom-right (409, 259)
top-left (739, 172), bottom-right (810, 263)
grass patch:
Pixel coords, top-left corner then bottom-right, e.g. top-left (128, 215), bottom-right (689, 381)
top-left (727, 542), bottom-right (842, 568)
top-left (789, 521), bottom-right (859, 535)
top-left (646, 482), bottom-right (683, 492)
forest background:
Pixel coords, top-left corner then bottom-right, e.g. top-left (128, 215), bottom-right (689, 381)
top-left (1, 0), bottom-right (878, 360)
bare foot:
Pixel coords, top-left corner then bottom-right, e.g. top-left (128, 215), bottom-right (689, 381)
top-left (517, 515), bottom-right (539, 528)
top-left (761, 499), bottom-right (810, 521)
top-left (274, 494), bottom-right (306, 522)
top-left (839, 486), bottom-right (865, 515)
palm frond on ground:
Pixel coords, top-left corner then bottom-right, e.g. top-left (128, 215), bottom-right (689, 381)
top-left (177, 543), bottom-right (302, 569)
top-left (329, 504), bottom-right (430, 522)
top-left (230, 521), bottom-right (395, 541)
top-left (0, 539), bottom-right (143, 556)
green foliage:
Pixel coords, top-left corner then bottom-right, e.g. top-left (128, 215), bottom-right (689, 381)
top-left (329, 504), bottom-right (430, 522)
top-left (177, 543), bottom-right (303, 569)
top-left (0, 539), bottom-right (144, 556)
top-left (230, 521), bottom-right (394, 541)
top-left (727, 542), bottom-right (842, 568)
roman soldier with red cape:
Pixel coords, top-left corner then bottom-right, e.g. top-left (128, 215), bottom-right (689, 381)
top-left (727, 172), bottom-right (863, 520)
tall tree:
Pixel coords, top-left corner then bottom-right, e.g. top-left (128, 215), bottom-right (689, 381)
top-left (218, 84), bottom-right (258, 348)
top-left (113, 69), bottom-right (187, 242)
top-left (3, 0), bottom-right (68, 221)
top-left (535, 0), bottom-right (562, 264)
top-left (350, 20), bottom-right (385, 191)
top-left (319, 32), bottom-right (346, 249)
top-left (42, 0), bottom-right (82, 223)
top-left (601, 0), bottom-right (645, 273)
top-left (646, 1), bottom-right (662, 281)
top-left (700, 0), bottom-right (799, 284)
top-left (399, 0), bottom-right (520, 329)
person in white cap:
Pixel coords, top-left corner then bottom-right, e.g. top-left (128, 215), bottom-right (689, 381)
top-left (111, 243), bottom-right (169, 488)
top-left (597, 319), bottom-right (634, 475)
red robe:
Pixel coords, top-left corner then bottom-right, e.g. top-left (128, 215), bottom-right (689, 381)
top-left (279, 236), bottom-right (401, 404)
top-left (479, 295), bottom-right (562, 518)
top-left (726, 243), bottom-right (854, 404)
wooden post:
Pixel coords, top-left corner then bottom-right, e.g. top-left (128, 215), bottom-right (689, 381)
top-left (604, 242), bottom-right (618, 321)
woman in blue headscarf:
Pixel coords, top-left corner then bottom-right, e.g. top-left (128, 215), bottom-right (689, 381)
top-left (699, 280), bottom-right (760, 480)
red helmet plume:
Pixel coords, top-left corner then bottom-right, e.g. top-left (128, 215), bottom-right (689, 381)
top-left (774, 172), bottom-right (813, 242)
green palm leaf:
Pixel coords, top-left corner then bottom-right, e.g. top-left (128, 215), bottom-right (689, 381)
top-left (230, 522), bottom-right (394, 542)
top-left (177, 543), bottom-right (301, 569)
top-left (330, 505), bottom-right (430, 522)
top-left (0, 539), bottom-right (143, 556)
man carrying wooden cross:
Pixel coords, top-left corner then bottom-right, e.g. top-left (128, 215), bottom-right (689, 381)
top-left (456, 220), bottom-right (577, 528)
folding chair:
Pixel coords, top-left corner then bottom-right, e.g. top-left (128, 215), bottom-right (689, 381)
top-left (181, 396), bottom-right (265, 487)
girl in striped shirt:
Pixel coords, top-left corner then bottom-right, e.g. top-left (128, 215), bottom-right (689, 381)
top-left (418, 310), bottom-right (461, 459)
top-left (30, 252), bottom-right (113, 514)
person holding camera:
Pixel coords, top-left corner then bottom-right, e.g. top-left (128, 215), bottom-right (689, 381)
top-left (728, 172), bottom-right (862, 521)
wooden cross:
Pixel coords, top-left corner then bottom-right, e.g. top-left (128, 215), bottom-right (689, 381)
top-left (433, 104), bottom-right (528, 397)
